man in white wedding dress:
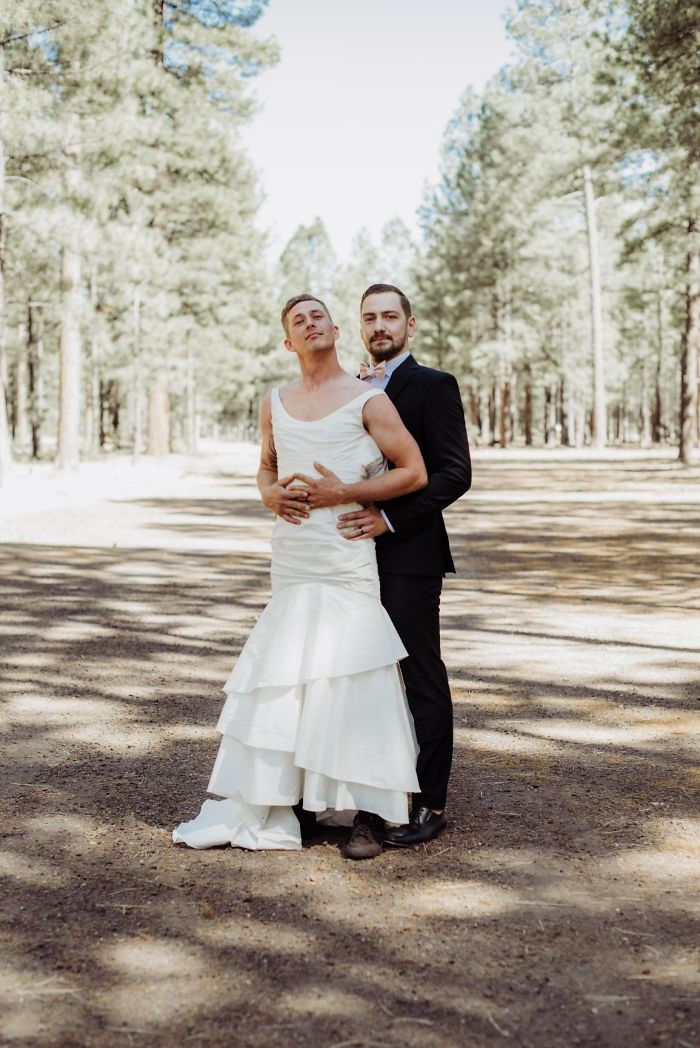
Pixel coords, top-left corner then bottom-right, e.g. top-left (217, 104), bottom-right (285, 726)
top-left (173, 294), bottom-right (427, 859)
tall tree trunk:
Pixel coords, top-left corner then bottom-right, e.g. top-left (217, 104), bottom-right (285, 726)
top-left (186, 343), bottom-right (197, 454)
top-left (679, 216), bottom-right (699, 465)
top-left (583, 164), bottom-right (606, 449)
top-left (468, 386), bottom-right (480, 434)
top-left (58, 244), bottom-right (82, 468)
top-left (58, 99), bottom-right (83, 470)
top-left (565, 386), bottom-right (577, 447)
top-left (640, 361), bottom-right (652, 447)
top-left (0, 349), bottom-right (10, 482)
top-left (103, 379), bottom-right (121, 447)
top-left (574, 389), bottom-right (585, 448)
top-left (523, 369), bottom-right (533, 447)
top-left (99, 380), bottom-right (107, 447)
top-left (653, 287), bottom-right (664, 443)
top-left (14, 319), bottom-right (31, 455)
top-left (84, 268), bottom-right (100, 456)
top-left (545, 382), bottom-right (558, 447)
top-left (84, 351), bottom-right (100, 456)
top-left (132, 375), bottom-right (144, 456)
top-left (147, 377), bottom-right (170, 455)
top-left (479, 386), bottom-right (492, 446)
top-left (493, 384), bottom-right (502, 448)
top-left (28, 304), bottom-right (44, 459)
top-left (510, 379), bottom-right (522, 445)
top-left (0, 49), bottom-right (12, 485)
top-left (131, 288), bottom-right (143, 456)
top-left (652, 378), bottom-right (663, 444)
top-left (559, 378), bottom-right (569, 446)
top-left (498, 380), bottom-right (510, 448)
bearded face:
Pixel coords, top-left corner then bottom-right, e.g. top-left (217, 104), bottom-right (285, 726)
top-left (361, 292), bottom-right (414, 362)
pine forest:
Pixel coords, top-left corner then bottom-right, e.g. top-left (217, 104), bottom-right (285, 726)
top-left (1, 0), bottom-right (698, 478)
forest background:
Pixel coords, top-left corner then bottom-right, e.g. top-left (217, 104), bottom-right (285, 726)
top-left (0, 0), bottom-right (698, 480)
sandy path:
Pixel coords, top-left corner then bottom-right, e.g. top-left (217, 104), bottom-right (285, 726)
top-left (1, 446), bottom-right (699, 1047)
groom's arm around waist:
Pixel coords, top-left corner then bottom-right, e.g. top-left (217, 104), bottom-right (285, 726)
top-left (377, 371), bottom-right (471, 535)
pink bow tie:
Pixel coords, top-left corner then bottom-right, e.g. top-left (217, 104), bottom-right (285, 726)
top-left (359, 362), bottom-right (386, 381)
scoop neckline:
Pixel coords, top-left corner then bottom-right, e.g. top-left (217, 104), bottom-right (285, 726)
top-left (274, 386), bottom-right (379, 423)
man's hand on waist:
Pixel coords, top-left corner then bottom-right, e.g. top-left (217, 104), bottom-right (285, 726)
top-left (261, 474), bottom-right (310, 524)
top-left (293, 462), bottom-right (348, 509)
top-left (337, 502), bottom-right (389, 540)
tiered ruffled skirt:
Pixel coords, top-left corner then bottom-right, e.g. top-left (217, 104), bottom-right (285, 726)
top-left (173, 514), bottom-right (419, 850)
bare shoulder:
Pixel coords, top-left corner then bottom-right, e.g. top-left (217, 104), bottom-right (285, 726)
top-left (337, 374), bottom-right (367, 396)
top-left (334, 373), bottom-right (369, 401)
top-left (262, 381), bottom-right (300, 410)
top-left (259, 388), bottom-right (273, 421)
top-left (276, 381), bottom-right (302, 400)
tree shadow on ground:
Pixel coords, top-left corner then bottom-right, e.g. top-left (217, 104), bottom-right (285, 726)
top-left (121, 495), bottom-right (273, 543)
top-left (2, 453), bottom-right (699, 1047)
top-left (467, 453), bottom-right (700, 493)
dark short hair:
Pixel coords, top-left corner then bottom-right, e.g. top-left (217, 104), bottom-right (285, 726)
top-left (281, 293), bottom-right (332, 335)
top-left (360, 283), bottom-right (411, 320)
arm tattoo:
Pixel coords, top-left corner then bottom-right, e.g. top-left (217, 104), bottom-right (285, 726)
top-left (267, 432), bottom-right (278, 470)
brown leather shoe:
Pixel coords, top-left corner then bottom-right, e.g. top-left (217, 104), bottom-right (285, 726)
top-left (341, 812), bottom-right (384, 860)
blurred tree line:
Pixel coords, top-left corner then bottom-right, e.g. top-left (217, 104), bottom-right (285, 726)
top-left (1, 0), bottom-right (277, 480)
top-left (415, 0), bottom-right (699, 462)
top-left (0, 0), bottom-right (698, 480)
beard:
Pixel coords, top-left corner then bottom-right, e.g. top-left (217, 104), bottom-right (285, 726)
top-left (367, 329), bottom-right (408, 363)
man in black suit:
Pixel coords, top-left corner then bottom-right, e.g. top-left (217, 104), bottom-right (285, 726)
top-left (336, 284), bottom-right (471, 848)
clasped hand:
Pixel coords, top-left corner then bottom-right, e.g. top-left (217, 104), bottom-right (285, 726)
top-left (262, 462), bottom-right (343, 525)
top-left (262, 475), bottom-right (310, 525)
top-left (266, 463), bottom-right (389, 539)
top-left (292, 462), bottom-right (346, 509)
top-left (293, 463), bottom-right (389, 540)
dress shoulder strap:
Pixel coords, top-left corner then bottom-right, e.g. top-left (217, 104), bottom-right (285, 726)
top-left (357, 387), bottom-right (387, 408)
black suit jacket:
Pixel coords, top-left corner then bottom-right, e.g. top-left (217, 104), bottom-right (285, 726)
top-left (375, 354), bottom-right (471, 577)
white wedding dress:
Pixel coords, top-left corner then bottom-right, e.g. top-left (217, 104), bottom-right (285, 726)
top-left (172, 386), bottom-right (419, 850)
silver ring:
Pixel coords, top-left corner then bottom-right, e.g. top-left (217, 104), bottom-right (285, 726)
top-left (360, 525), bottom-right (364, 534)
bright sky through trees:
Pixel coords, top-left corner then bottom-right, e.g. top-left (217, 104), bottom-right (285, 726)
top-left (243, 0), bottom-right (513, 258)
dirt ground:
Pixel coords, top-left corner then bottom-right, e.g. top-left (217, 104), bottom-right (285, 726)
top-left (1, 444), bottom-right (699, 1048)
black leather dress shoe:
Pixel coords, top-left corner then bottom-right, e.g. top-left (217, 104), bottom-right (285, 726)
top-left (384, 806), bottom-right (447, 846)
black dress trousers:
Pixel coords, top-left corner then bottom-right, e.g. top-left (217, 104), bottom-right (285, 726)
top-left (375, 354), bottom-right (472, 815)
top-left (379, 571), bottom-right (453, 812)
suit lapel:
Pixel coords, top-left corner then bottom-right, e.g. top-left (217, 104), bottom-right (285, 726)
top-left (384, 354), bottom-right (418, 405)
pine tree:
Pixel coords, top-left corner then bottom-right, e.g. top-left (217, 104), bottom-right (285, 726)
top-left (417, 82), bottom-right (546, 445)
top-left (506, 0), bottom-right (619, 447)
top-left (601, 0), bottom-right (700, 462)
top-left (1, 0), bottom-right (277, 466)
